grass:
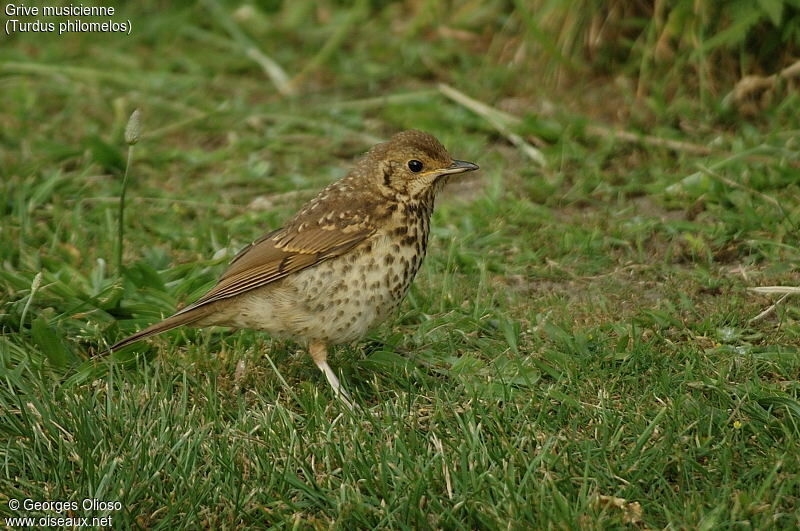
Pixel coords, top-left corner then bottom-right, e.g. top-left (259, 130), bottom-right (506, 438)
top-left (2, 0), bottom-right (800, 528)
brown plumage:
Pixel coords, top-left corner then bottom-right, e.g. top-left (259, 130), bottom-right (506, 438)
top-left (103, 130), bottom-right (479, 407)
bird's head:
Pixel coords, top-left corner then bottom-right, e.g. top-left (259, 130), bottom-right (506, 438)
top-left (363, 130), bottom-right (479, 201)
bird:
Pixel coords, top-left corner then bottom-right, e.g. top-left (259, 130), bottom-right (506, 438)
top-left (103, 130), bottom-right (479, 407)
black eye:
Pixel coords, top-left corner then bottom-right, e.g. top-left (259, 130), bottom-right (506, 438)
top-left (407, 160), bottom-right (423, 173)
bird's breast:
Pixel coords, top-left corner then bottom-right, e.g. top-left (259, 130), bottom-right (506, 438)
top-left (225, 205), bottom-right (434, 345)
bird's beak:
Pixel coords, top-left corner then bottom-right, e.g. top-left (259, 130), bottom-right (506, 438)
top-left (440, 159), bottom-right (479, 175)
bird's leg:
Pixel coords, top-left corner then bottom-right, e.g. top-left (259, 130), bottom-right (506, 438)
top-left (309, 341), bottom-right (354, 409)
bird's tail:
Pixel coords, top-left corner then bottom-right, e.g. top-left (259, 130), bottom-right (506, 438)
top-left (97, 305), bottom-right (213, 357)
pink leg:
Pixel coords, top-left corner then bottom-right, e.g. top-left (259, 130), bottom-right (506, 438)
top-left (309, 341), bottom-right (353, 409)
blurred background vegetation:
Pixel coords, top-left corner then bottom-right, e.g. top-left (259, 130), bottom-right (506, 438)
top-left (1, 0), bottom-right (799, 528)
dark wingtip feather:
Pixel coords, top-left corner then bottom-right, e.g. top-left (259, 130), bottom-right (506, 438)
top-left (96, 306), bottom-right (212, 359)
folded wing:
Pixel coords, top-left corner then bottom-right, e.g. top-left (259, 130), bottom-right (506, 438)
top-left (174, 225), bottom-right (374, 315)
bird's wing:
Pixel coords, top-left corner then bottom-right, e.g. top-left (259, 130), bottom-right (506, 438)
top-left (175, 225), bottom-right (374, 314)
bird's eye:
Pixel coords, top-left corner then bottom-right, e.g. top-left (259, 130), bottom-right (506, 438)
top-left (407, 160), bottom-right (423, 173)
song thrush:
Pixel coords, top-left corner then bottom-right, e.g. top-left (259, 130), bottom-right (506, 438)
top-left (104, 130), bottom-right (479, 407)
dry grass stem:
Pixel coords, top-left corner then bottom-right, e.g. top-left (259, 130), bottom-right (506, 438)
top-left (749, 286), bottom-right (800, 295)
top-left (203, 0), bottom-right (293, 97)
top-left (585, 124), bottom-right (712, 155)
top-left (698, 165), bottom-right (783, 210)
top-left (726, 59), bottom-right (800, 113)
top-left (438, 83), bottom-right (547, 167)
top-left (749, 292), bottom-right (792, 323)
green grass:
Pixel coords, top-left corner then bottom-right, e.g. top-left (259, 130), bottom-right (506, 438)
top-left (2, 1), bottom-right (800, 528)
